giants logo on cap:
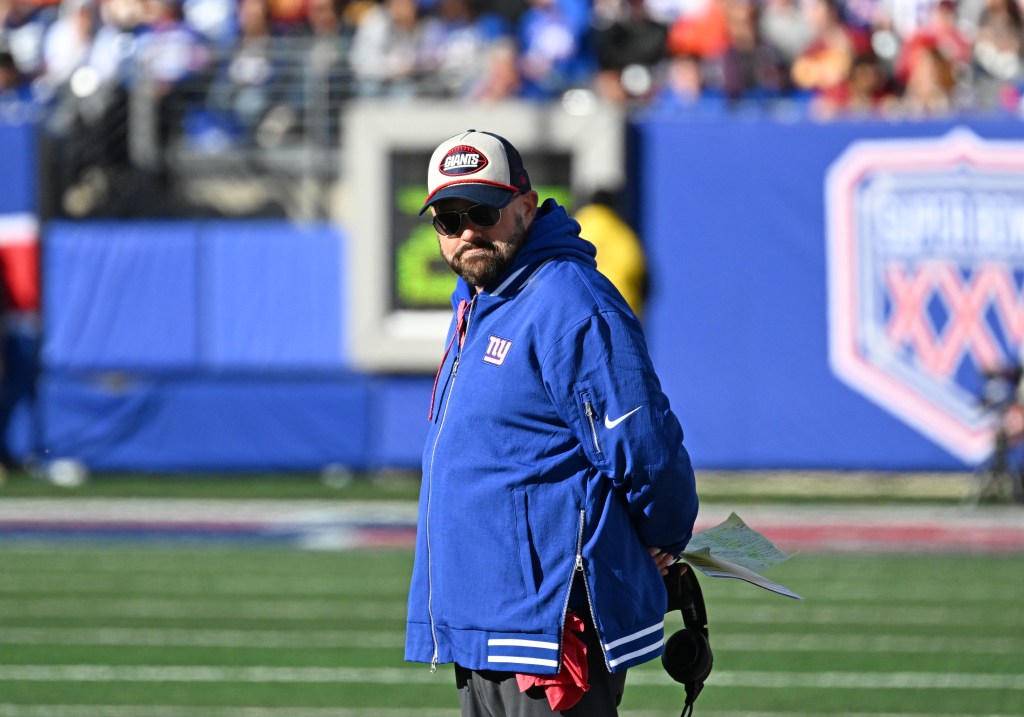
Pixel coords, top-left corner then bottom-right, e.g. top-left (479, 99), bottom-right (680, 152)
top-left (439, 145), bottom-right (489, 177)
top-left (826, 128), bottom-right (1024, 463)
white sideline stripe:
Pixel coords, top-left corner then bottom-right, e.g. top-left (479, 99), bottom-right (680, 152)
top-left (712, 633), bottom-right (1024, 655)
top-left (0, 627), bottom-right (406, 649)
top-left (0, 598), bottom-right (407, 621)
top-left (0, 665), bottom-right (439, 684)
top-left (603, 620), bottom-right (663, 650)
top-left (0, 575), bottom-right (409, 596)
top-left (2, 599), bottom-right (1021, 630)
top-left (486, 638), bottom-right (558, 650)
top-left (0, 707), bottom-right (458, 717)
top-left (12, 574), bottom-right (1018, 604)
top-left (709, 605), bottom-right (1023, 628)
top-left (4, 665), bottom-right (1020, 690)
top-left (2, 628), bottom-right (1020, 657)
top-left (2, 598), bottom-right (1019, 628)
top-left (486, 656), bottom-right (560, 667)
top-left (626, 670), bottom-right (1024, 690)
top-left (0, 710), bottom-right (1018, 717)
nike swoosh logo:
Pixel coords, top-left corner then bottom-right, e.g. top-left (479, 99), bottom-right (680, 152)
top-left (604, 406), bottom-right (643, 429)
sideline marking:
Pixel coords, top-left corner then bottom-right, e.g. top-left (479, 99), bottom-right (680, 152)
top-left (1, 628), bottom-right (1021, 656)
top-left (0, 708), bottom-right (1018, 717)
top-left (0, 665), bottom-right (1022, 690)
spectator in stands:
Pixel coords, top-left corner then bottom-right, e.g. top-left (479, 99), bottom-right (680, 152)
top-left (349, 0), bottom-right (431, 97)
top-left (41, 0), bottom-right (96, 89)
top-left (90, 0), bottom-right (149, 84)
top-left (649, 50), bottom-right (730, 113)
top-left (183, 0), bottom-right (239, 46)
top-left (45, 0), bottom-right (152, 215)
top-left (135, 0), bottom-right (211, 150)
top-left (665, 0), bottom-right (730, 61)
top-left (815, 50), bottom-right (898, 116)
top-left (0, 0), bottom-right (57, 79)
top-left (876, 0), bottom-right (945, 43)
top-left (790, 0), bottom-right (863, 110)
top-left (516, 0), bottom-right (592, 98)
top-left (416, 0), bottom-right (508, 97)
top-left (464, 36), bottom-right (523, 99)
top-left (267, 0), bottom-right (309, 31)
top-left (715, 0), bottom-right (790, 104)
top-left (899, 38), bottom-right (957, 113)
top-left (590, 0), bottom-right (668, 105)
top-left (893, 0), bottom-right (970, 98)
top-left (205, 0), bottom-right (284, 144)
top-left (306, 0), bottom-right (351, 140)
top-left (970, 0), bottom-right (1023, 110)
top-left (759, 0), bottom-right (815, 67)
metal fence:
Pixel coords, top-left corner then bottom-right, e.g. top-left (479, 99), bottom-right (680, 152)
top-left (46, 36), bottom-right (358, 221)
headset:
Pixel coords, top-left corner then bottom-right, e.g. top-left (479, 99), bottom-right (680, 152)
top-left (662, 561), bottom-right (713, 717)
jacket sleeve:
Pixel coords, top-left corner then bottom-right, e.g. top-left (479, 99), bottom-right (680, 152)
top-left (541, 308), bottom-right (699, 556)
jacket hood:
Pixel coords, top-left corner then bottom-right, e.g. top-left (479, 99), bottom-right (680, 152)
top-left (451, 199), bottom-right (596, 308)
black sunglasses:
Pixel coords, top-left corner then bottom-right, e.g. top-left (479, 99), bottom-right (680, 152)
top-left (431, 204), bottom-right (504, 236)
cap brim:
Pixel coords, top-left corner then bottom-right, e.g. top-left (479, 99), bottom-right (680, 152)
top-left (419, 184), bottom-right (517, 215)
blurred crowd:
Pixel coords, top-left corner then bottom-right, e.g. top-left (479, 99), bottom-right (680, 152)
top-left (0, 0), bottom-right (1022, 135)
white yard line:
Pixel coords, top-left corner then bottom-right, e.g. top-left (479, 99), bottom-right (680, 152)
top-left (0, 665), bottom-right (1021, 690)
top-left (0, 708), bottom-right (1015, 717)
top-left (1, 598), bottom-right (1019, 628)
top-left (1, 628), bottom-right (1021, 656)
top-left (0, 627), bottom-right (406, 649)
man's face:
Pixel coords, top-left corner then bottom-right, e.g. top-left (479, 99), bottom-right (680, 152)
top-left (432, 195), bottom-right (531, 289)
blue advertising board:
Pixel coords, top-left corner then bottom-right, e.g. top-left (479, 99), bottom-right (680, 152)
top-left (29, 117), bottom-right (1024, 472)
top-left (634, 117), bottom-right (1024, 470)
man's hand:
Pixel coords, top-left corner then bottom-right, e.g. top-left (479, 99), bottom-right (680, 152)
top-left (648, 546), bottom-right (677, 576)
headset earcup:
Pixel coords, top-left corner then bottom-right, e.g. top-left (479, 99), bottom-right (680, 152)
top-left (662, 628), bottom-right (713, 685)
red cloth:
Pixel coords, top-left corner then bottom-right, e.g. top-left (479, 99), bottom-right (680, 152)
top-left (516, 613), bottom-right (589, 711)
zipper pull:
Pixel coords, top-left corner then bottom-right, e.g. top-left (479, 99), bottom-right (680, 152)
top-left (452, 355), bottom-right (460, 376)
top-left (430, 655), bottom-right (438, 673)
top-left (575, 554), bottom-right (583, 572)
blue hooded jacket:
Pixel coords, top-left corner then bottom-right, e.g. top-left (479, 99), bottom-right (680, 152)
top-left (405, 199), bottom-right (699, 675)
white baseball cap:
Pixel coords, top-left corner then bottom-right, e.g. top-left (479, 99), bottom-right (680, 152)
top-left (420, 130), bottom-right (532, 215)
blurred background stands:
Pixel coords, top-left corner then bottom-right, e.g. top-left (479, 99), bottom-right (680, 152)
top-left (0, 0), bottom-right (1020, 219)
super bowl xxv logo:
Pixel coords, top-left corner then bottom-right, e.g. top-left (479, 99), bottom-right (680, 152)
top-left (826, 128), bottom-right (1024, 463)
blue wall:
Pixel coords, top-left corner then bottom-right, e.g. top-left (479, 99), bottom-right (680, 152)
top-left (636, 117), bottom-right (1024, 470)
top-left (28, 118), bottom-right (1024, 472)
top-left (39, 220), bottom-right (432, 471)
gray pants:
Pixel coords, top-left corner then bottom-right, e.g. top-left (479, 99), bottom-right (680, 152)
top-left (454, 618), bottom-right (627, 717)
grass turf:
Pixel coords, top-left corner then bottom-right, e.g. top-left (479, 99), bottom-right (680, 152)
top-left (0, 545), bottom-right (1021, 716)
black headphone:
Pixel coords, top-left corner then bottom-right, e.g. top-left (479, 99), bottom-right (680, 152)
top-left (662, 561), bottom-right (713, 717)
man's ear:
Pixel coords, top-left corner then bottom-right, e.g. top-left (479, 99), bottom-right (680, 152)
top-left (519, 190), bottom-right (540, 218)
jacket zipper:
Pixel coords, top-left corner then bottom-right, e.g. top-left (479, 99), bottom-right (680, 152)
top-left (565, 508), bottom-right (612, 673)
top-left (424, 299), bottom-right (475, 671)
top-left (583, 397), bottom-right (602, 454)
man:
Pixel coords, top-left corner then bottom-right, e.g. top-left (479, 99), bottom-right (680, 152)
top-left (405, 129), bottom-right (700, 716)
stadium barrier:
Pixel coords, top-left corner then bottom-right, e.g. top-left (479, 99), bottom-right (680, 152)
top-left (8, 113), bottom-right (1024, 472)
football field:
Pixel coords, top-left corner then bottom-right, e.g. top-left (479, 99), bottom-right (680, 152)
top-left (0, 480), bottom-right (1022, 716)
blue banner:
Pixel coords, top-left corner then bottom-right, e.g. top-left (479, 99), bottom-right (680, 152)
top-left (635, 117), bottom-right (1024, 470)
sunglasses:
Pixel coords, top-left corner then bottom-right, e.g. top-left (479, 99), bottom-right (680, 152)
top-left (431, 204), bottom-right (504, 236)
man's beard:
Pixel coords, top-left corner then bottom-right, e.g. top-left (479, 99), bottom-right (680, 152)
top-left (440, 213), bottom-right (529, 288)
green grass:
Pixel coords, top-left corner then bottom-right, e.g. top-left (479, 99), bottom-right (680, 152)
top-left (0, 468), bottom-right (974, 505)
top-left (0, 545), bottom-right (1021, 716)
top-left (0, 470), bottom-right (423, 501)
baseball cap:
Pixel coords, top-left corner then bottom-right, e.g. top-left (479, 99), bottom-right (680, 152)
top-left (419, 130), bottom-right (532, 215)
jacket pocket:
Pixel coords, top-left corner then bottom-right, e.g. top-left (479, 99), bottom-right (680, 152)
top-left (513, 489), bottom-right (541, 594)
top-left (575, 383), bottom-right (608, 467)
